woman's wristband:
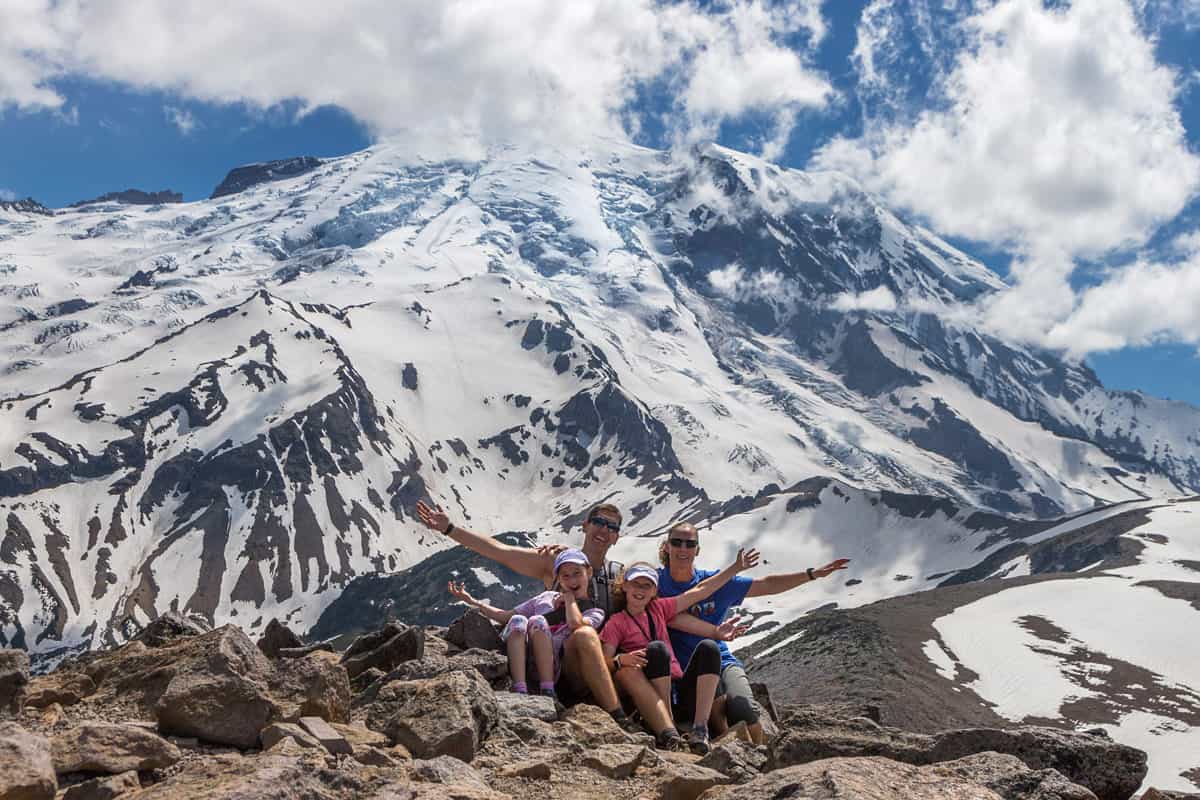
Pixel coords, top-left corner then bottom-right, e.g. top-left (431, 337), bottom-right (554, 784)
top-left (444, 522), bottom-right (455, 535)
top-left (806, 567), bottom-right (816, 581)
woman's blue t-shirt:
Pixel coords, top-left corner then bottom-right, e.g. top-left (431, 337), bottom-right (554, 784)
top-left (657, 567), bottom-right (752, 671)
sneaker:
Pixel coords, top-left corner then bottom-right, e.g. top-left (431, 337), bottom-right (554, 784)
top-left (540, 687), bottom-right (559, 703)
top-left (688, 725), bottom-right (711, 755)
top-left (610, 709), bottom-right (644, 736)
top-left (656, 729), bottom-right (686, 752)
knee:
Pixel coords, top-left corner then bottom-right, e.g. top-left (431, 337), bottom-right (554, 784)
top-left (644, 640), bottom-right (672, 679)
top-left (567, 625), bottom-right (600, 649)
top-left (527, 615), bottom-right (551, 637)
top-left (726, 694), bottom-right (760, 725)
top-left (507, 615), bottom-right (529, 638)
top-left (695, 639), bottom-right (722, 674)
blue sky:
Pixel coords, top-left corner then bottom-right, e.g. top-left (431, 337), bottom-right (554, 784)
top-left (2, 0), bottom-right (1200, 403)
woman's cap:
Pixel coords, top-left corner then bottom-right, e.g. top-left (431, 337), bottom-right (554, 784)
top-left (623, 564), bottom-right (659, 586)
top-left (554, 548), bottom-right (590, 574)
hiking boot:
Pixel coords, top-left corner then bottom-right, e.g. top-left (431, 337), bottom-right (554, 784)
top-left (656, 729), bottom-right (685, 752)
top-left (688, 725), bottom-right (711, 755)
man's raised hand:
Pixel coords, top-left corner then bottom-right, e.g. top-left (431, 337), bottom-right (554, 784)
top-left (814, 558), bottom-right (851, 578)
top-left (416, 500), bottom-right (450, 534)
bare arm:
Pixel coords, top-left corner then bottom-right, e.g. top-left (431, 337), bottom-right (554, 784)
top-left (744, 558), bottom-right (851, 598)
top-left (417, 500), bottom-right (552, 581)
top-left (668, 612), bottom-right (749, 642)
top-left (672, 548), bottom-right (761, 612)
top-left (560, 591), bottom-right (586, 631)
top-left (447, 581), bottom-right (514, 625)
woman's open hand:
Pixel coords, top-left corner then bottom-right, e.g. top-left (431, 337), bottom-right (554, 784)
top-left (732, 548), bottom-right (761, 573)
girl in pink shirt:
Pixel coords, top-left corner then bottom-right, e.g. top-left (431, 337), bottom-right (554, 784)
top-left (599, 550), bottom-right (757, 753)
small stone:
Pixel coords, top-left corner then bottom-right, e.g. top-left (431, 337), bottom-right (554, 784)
top-left (713, 722), bottom-right (752, 745)
top-left (61, 770), bottom-right (140, 800)
top-left (329, 722), bottom-right (390, 750)
top-left (412, 755), bottom-right (492, 790)
top-left (166, 736), bottom-right (199, 749)
top-left (259, 722), bottom-right (322, 751)
top-left (39, 703), bottom-right (64, 727)
top-left (297, 716), bottom-right (352, 755)
top-left (581, 744), bottom-right (648, 779)
top-left (500, 759), bottom-right (552, 779)
top-left (653, 760), bottom-right (730, 800)
top-left (353, 746), bottom-right (401, 767)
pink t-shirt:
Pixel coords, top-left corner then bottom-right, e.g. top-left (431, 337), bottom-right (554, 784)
top-left (600, 596), bottom-right (683, 680)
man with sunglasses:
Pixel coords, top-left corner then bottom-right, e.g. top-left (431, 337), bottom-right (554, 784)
top-left (658, 522), bottom-right (850, 744)
top-left (414, 499), bottom-right (639, 731)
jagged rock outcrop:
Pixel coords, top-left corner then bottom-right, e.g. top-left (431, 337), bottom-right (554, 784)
top-left (209, 156), bottom-right (322, 198)
top-left (0, 619), bottom-right (1163, 799)
top-left (70, 189), bottom-right (183, 206)
top-left (1, 648), bottom-right (30, 715)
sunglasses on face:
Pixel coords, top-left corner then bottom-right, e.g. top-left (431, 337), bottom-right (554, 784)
top-left (588, 516), bottom-right (621, 533)
top-left (668, 538), bottom-right (698, 549)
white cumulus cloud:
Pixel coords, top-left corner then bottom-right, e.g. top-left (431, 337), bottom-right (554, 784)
top-left (0, 0), bottom-right (832, 160)
top-left (818, 0), bottom-right (1200, 354)
top-left (830, 286), bottom-right (898, 313)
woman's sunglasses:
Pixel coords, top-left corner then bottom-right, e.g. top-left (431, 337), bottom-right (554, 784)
top-left (668, 538), bottom-right (698, 549)
top-left (588, 516), bottom-right (621, 532)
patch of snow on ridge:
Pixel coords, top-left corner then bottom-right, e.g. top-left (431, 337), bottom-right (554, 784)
top-left (932, 570), bottom-right (1200, 794)
top-left (922, 638), bottom-right (958, 681)
top-left (754, 629), bottom-right (805, 661)
top-left (471, 567), bottom-right (501, 588)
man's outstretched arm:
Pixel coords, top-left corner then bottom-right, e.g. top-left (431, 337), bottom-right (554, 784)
top-left (415, 500), bottom-right (550, 580)
top-left (744, 558), bottom-right (851, 598)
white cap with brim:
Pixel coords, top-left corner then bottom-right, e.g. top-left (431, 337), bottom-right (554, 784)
top-left (554, 548), bottom-right (590, 574)
top-left (622, 564), bottom-right (659, 586)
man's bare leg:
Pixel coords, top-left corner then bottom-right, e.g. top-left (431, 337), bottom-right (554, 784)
top-left (709, 696), bottom-right (730, 736)
top-left (616, 669), bottom-right (674, 735)
top-left (561, 627), bottom-right (620, 711)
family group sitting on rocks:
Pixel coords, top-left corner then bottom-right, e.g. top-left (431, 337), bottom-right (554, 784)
top-left (415, 500), bottom-right (850, 756)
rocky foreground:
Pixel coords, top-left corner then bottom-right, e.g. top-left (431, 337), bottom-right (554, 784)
top-left (0, 612), bottom-right (1192, 800)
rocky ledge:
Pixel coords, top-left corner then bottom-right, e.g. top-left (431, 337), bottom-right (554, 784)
top-left (0, 611), bottom-right (1187, 799)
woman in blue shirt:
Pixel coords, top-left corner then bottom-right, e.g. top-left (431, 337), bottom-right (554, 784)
top-left (657, 522), bottom-right (850, 744)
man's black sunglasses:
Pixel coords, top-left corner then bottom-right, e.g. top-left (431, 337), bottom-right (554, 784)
top-left (668, 538), bottom-right (698, 549)
top-left (588, 516), bottom-right (621, 533)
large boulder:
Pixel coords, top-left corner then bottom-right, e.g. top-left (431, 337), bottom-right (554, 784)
top-left (365, 668), bottom-right (499, 761)
top-left (153, 625), bottom-right (280, 748)
top-left (269, 650), bottom-right (351, 723)
top-left (130, 612), bottom-right (211, 648)
top-left (1, 648), bottom-right (31, 715)
top-left (24, 672), bottom-right (97, 709)
top-left (930, 727), bottom-right (1146, 800)
top-left (60, 770), bottom-right (141, 800)
top-left (697, 739), bottom-right (768, 783)
top-left (51, 723), bottom-right (181, 774)
top-left (445, 610), bottom-right (503, 653)
top-left (256, 619), bottom-right (303, 659)
top-left (0, 722), bottom-right (57, 800)
top-left (699, 756), bottom-right (1005, 799)
top-left (768, 709), bottom-right (934, 769)
top-left (341, 623), bottom-right (425, 679)
top-left (930, 752), bottom-right (1098, 800)
top-left (356, 650), bottom-right (509, 706)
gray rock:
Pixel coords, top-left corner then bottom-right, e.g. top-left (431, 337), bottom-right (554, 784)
top-left (51, 723), bottom-right (181, 774)
top-left (494, 692), bottom-right (558, 723)
top-left (154, 625), bottom-right (280, 748)
top-left (366, 668), bottom-right (498, 761)
top-left (701, 756), bottom-right (1005, 799)
top-left (24, 672), bottom-right (96, 709)
top-left (60, 770), bottom-right (140, 800)
top-left (412, 755), bottom-right (492, 790)
top-left (768, 712), bottom-right (934, 770)
top-left (930, 752), bottom-right (1098, 800)
top-left (341, 625), bottom-right (424, 679)
top-left (259, 722), bottom-right (322, 751)
top-left (581, 744), bottom-right (648, 779)
top-left (445, 610), bottom-right (503, 653)
top-left (269, 650), bottom-right (351, 723)
top-left (0, 649), bottom-right (31, 715)
top-left (930, 727), bottom-right (1146, 800)
top-left (697, 739), bottom-right (768, 782)
top-left (297, 716), bottom-right (352, 756)
top-left (356, 650), bottom-right (510, 706)
top-left (276, 642), bottom-right (335, 659)
top-left (0, 723), bottom-right (56, 800)
top-left (652, 759), bottom-right (731, 800)
top-left (131, 612), bottom-right (211, 648)
top-left (256, 619), bottom-right (303, 659)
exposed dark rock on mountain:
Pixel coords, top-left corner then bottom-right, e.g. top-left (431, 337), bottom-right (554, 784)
top-left (0, 197), bottom-right (53, 215)
top-left (69, 190), bottom-right (183, 207)
top-left (210, 157), bottom-right (322, 198)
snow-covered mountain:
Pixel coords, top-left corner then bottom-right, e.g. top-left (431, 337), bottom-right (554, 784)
top-left (1, 137), bottom-right (1197, 658)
